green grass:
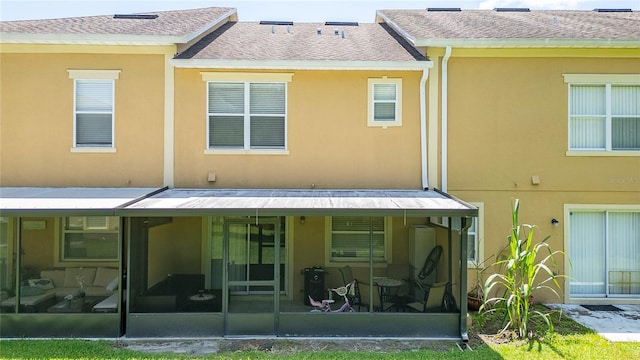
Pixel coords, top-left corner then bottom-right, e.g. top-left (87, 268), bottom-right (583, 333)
top-left (1, 309), bottom-right (638, 360)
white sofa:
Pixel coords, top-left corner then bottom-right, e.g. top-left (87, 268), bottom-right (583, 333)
top-left (0, 267), bottom-right (118, 312)
top-left (39, 267), bottom-right (118, 299)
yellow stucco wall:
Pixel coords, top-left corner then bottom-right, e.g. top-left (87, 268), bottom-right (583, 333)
top-left (148, 217), bottom-right (203, 286)
top-left (0, 52), bottom-right (166, 187)
top-left (173, 69), bottom-right (425, 189)
top-left (445, 55), bottom-right (640, 303)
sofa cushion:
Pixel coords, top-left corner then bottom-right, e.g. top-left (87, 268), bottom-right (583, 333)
top-left (40, 270), bottom-right (65, 288)
top-left (94, 267), bottom-right (118, 287)
top-left (28, 278), bottom-right (55, 290)
top-left (63, 267), bottom-right (97, 288)
top-left (54, 286), bottom-right (113, 298)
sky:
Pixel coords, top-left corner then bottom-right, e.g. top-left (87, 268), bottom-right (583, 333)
top-left (1, 0), bottom-right (638, 22)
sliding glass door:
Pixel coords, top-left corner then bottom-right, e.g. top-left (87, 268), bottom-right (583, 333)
top-left (570, 210), bottom-right (640, 298)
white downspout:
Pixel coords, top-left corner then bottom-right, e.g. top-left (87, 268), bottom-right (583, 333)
top-left (420, 67), bottom-right (430, 190)
top-left (441, 46), bottom-right (452, 193)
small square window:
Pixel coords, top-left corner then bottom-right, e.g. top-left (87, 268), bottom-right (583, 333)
top-left (368, 78), bottom-right (402, 127)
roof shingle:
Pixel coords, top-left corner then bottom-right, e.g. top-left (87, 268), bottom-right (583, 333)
top-left (0, 7), bottom-right (235, 40)
top-left (377, 9), bottom-right (640, 45)
top-left (176, 21), bottom-right (426, 62)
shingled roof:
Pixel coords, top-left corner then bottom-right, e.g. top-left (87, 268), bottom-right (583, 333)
top-left (0, 7), bottom-right (236, 44)
top-left (377, 9), bottom-right (640, 47)
top-left (174, 21), bottom-right (426, 64)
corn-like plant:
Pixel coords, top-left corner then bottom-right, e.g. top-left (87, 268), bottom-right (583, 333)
top-left (481, 199), bottom-right (566, 339)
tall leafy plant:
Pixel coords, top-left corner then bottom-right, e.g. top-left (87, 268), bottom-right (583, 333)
top-left (482, 199), bottom-right (565, 339)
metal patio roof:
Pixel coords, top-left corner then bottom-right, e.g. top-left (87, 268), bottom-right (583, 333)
top-left (0, 187), bottom-right (477, 217)
top-left (0, 187), bottom-right (165, 216)
top-left (118, 188), bottom-right (478, 217)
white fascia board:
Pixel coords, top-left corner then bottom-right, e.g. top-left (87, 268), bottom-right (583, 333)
top-left (0, 32), bottom-right (186, 45)
top-left (183, 8), bottom-right (237, 43)
top-left (170, 59), bottom-right (432, 71)
top-left (414, 38), bottom-right (640, 48)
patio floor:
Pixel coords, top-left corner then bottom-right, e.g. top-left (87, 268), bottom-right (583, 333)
top-left (546, 304), bottom-right (640, 342)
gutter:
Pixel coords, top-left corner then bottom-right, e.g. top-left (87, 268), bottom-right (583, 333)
top-left (441, 46), bottom-right (452, 192)
top-left (420, 67), bottom-right (430, 190)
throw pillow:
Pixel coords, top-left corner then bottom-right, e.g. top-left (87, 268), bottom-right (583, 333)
top-left (28, 278), bottom-right (55, 290)
top-left (105, 277), bottom-right (118, 291)
top-left (94, 267), bottom-right (118, 287)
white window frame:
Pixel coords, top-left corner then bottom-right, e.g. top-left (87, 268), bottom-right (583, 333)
top-left (201, 72), bottom-right (292, 155)
top-left (59, 216), bottom-right (120, 262)
top-left (325, 216), bottom-right (392, 266)
top-left (68, 69), bottom-right (120, 153)
top-left (368, 77), bottom-right (402, 128)
top-left (563, 204), bottom-right (640, 304)
top-left (563, 74), bottom-right (640, 156)
top-left (466, 203), bottom-right (484, 268)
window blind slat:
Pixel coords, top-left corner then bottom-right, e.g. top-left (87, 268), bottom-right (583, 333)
top-left (209, 115), bottom-right (244, 147)
top-left (76, 80), bottom-right (113, 112)
top-left (570, 212), bottom-right (606, 295)
top-left (250, 83), bottom-right (285, 114)
top-left (76, 114), bottom-right (112, 146)
top-left (571, 85), bottom-right (605, 115)
top-left (250, 116), bottom-right (284, 147)
top-left (331, 217), bottom-right (385, 261)
top-left (612, 86), bottom-right (640, 116)
top-left (373, 84), bottom-right (396, 101)
top-left (209, 83), bottom-right (244, 114)
top-left (570, 116), bottom-right (606, 149)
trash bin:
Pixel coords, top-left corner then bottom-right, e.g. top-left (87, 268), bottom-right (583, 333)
top-left (303, 267), bottom-right (325, 305)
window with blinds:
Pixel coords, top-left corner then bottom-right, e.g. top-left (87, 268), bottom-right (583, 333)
top-left (62, 216), bottom-right (119, 261)
top-left (208, 82), bottom-right (286, 149)
top-left (569, 210), bottom-right (640, 297)
top-left (569, 84), bottom-right (639, 151)
top-left (330, 216), bottom-right (387, 262)
top-left (74, 79), bottom-right (114, 147)
top-left (367, 78), bottom-right (402, 127)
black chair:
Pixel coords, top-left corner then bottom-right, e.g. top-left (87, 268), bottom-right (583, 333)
top-left (406, 281), bottom-right (449, 312)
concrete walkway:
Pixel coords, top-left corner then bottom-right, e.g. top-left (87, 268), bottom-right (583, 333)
top-left (546, 304), bottom-right (640, 342)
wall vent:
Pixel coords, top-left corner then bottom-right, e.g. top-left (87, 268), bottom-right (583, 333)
top-left (593, 8), bottom-right (632, 12)
top-left (427, 8), bottom-right (462, 12)
top-left (494, 8), bottom-right (530, 12)
top-left (113, 14), bottom-right (158, 19)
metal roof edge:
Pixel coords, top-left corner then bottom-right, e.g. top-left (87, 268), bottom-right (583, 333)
top-left (169, 59), bottom-right (432, 70)
top-left (432, 188), bottom-right (479, 213)
top-left (415, 38), bottom-right (640, 48)
top-left (115, 186), bottom-right (169, 209)
top-left (183, 8), bottom-right (238, 43)
top-left (375, 10), bottom-right (417, 47)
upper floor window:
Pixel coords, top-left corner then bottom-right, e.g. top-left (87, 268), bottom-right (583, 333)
top-left (368, 78), bottom-right (402, 127)
top-left (68, 70), bottom-right (120, 151)
top-left (564, 74), bottom-right (639, 153)
top-left (328, 216), bottom-right (389, 262)
top-left (207, 82), bottom-right (287, 150)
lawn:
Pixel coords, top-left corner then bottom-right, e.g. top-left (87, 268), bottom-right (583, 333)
top-left (1, 308), bottom-right (638, 359)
